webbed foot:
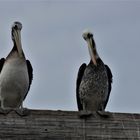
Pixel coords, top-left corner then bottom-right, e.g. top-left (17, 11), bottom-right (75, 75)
top-left (15, 108), bottom-right (30, 116)
top-left (97, 110), bottom-right (111, 117)
top-left (79, 110), bottom-right (92, 118)
top-left (0, 108), bottom-right (12, 115)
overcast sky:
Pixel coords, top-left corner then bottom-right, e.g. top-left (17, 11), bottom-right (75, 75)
top-left (0, 0), bottom-right (140, 113)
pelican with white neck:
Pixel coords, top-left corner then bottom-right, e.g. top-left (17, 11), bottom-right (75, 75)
top-left (0, 21), bottom-right (33, 115)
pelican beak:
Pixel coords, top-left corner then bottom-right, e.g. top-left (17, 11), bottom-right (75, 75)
top-left (87, 38), bottom-right (97, 66)
top-left (12, 28), bottom-right (23, 57)
top-left (13, 30), bottom-right (22, 49)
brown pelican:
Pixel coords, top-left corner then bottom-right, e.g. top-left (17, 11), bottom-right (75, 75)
top-left (76, 31), bottom-right (112, 117)
top-left (0, 21), bottom-right (33, 116)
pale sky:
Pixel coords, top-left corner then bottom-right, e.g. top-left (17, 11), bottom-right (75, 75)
top-left (0, 0), bottom-right (140, 113)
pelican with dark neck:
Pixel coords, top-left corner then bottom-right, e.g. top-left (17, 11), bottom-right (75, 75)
top-left (0, 21), bottom-right (33, 116)
top-left (76, 31), bottom-right (112, 117)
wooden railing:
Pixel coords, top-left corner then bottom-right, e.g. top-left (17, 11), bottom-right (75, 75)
top-left (0, 109), bottom-right (139, 139)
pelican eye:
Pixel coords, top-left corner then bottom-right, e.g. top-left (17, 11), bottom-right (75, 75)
top-left (13, 24), bottom-right (19, 30)
top-left (87, 33), bottom-right (93, 38)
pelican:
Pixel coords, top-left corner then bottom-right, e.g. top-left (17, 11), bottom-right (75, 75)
top-left (0, 21), bottom-right (33, 115)
top-left (76, 31), bottom-right (112, 117)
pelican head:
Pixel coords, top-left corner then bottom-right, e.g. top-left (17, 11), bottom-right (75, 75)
top-left (11, 21), bottom-right (22, 41)
top-left (82, 30), bottom-right (98, 66)
top-left (12, 21), bottom-right (22, 30)
top-left (11, 21), bottom-right (24, 57)
top-left (82, 30), bottom-right (93, 41)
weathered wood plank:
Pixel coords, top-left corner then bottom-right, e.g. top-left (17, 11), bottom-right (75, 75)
top-left (0, 110), bottom-right (139, 139)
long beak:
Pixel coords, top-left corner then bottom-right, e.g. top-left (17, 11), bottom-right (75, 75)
top-left (87, 38), bottom-right (97, 66)
top-left (13, 29), bottom-right (23, 57)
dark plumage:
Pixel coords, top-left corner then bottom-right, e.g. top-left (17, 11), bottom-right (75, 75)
top-left (76, 63), bottom-right (86, 111)
top-left (76, 31), bottom-right (112, 116)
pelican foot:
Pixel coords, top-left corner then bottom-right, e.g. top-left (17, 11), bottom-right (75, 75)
top-left (15, 108), bottom-right (30, 116)
top-left (0, 108), bottom-right (12, 115)
top-left (79, 110), bottom-right (92, 118)
top-left (97, 110), bottom-right (111, 118)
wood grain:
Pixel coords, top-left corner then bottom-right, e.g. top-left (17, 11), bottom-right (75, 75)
top-left (0, 110), bottom-right (139, 139)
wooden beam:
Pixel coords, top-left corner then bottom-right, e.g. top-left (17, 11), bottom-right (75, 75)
top-left (0, 110), bottom-right (139, 139)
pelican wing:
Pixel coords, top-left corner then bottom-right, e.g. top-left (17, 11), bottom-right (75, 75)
top-left (0, 58), bottom-right (5, 73)
top-left (23, 60), bottom-right (33, 100)
top-left (26, 60), bottom-right (33, 87)
top-left (76, 63), bottom-right (87, 111)
top-left (104, 64), bottom-right (113, 109)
